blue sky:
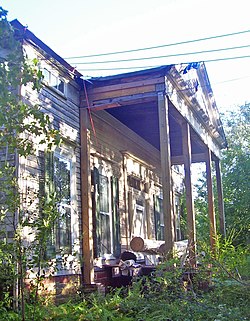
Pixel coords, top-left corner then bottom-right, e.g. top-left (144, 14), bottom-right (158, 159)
top-left (2, 0), bottom-right (250, 111)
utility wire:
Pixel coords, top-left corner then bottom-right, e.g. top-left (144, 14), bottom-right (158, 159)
top-left (70, 44), bottom-right (250, 65)
top-left (216, 75), bottom-right (250, 84)
top-left (77, 55), bottom-right (250, 71)
top-left (64, 29), bottom-right (250, 59)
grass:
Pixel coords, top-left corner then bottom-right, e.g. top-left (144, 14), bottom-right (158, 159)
top-left (1, 244), bottom-right (249, 321)
top-left (0, 272), bottom-right (249, 321)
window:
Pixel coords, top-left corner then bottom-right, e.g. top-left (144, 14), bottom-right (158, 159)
top-left (46, 150), bottom-right (72, 256)
top-left (54, 154), bottom-right (71, 253)
top-left (175, 197), bottom-right (182, 241)
top-left (99, 174), bottom-right (111, 254)
top-left (133, 200), bottom-right (146, 238)
top-left (154, 195), bottom-right (164, 240)
top-left (92, 168), bottom-right (120, 257)
top-left (43, 68), bottom-right (66, 95)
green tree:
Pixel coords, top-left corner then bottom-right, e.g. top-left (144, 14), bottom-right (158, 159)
top-left (221, 103), bottom-right (250, 245)
top-left (194, 103), bottom-right (250, 246)
top-left (0, 7), bottom-right (60, 320)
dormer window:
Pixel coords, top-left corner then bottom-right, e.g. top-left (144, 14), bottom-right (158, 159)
top-left (43, 68), bottom-right (66, 95)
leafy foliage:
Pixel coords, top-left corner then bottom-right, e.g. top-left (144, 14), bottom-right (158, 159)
top-left (220, 103), bottom-right (250, 245)
top-left (0, 7), bottom-right (60, 155)
top-left (0, 248), bottom-right (249, 321)
top-left (0, 7), bottom-right (61, 320)
top-left (194, 103), bottom-right (250, 246)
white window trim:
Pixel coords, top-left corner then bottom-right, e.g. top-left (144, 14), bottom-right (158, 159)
top-left (97, 164), bottom-right (114, 257)
top-left (132, 200), bottom-right (147, 239)
top-left (54, 146), bottom-right (77, 256)
top-left (42, 67), bottom-right (67, 98)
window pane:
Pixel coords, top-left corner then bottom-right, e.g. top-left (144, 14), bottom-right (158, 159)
top-left (58, 78), bottom-right (65, 93)
top-left (99, 175), bottom-right (109, 212)
top-left (43, 68), bottom-right (50, 83)
top-left (54, 154), bottom-right (72, 253)
top-left (57, 205), bottom-right (71, 252)
top-left (50, 73), bottom-right (57, 89)
top-left (133, 204), bottom-right (145, 238)
top-left (54, 156), bottom-right (71, 205)
top-left (154, 196), bottom-right (164, 240)
top-left (100, 213), bottom-right (111, 254)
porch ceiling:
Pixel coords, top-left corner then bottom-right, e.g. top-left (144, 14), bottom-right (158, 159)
top-left (106, 100), bottom-right (207, 158)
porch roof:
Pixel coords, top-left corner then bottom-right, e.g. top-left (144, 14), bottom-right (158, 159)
top-left (84, 64), bottom-right (227, 161)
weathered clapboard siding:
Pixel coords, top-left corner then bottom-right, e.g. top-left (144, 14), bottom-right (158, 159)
top-left (91, 110), bottom-right (161, 170)
top-left (86, 108), bottom-right (182, 251)
top-left (22, 87), bottom-right (80, 133)
top-left (13, 40), bottom-right (83, 277)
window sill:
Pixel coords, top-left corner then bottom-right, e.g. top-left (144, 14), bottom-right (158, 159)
top-left (43, 81), bottom-right (67, 100)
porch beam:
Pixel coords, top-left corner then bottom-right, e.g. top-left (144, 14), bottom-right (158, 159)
top-left (206, 148), bottom-right (217, 253)
top-left (182, 122), bottom-right (196, 266)
top-left (83, 92), bottom-right (158, 110)
top-left (88, 77), bottom-right (165, 95)
top-left (80, 107), bottom-right (94, 284)
top-left (215, 159), bottom-right (226, 237)
top-left (157, 91), bottom-right (174, 255)
top-left (171, 153), bottom-right (207, 165)
top-left (88, 84), bottom-right (156, 101)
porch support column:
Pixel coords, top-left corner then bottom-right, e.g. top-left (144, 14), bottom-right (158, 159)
top-left (80, 107), bottom-right (94, 284)
top-left (215, 159), bottom-right (226, 237)
top-left (206, 148), bottom-right (217, 253)
top-left (181, 122), bottom-right (196, 267)
top-left (157, 91), bottom-right (174, 255)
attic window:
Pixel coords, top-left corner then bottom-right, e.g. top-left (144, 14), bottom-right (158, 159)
top-left (43, 68), bottom-right (66, 95)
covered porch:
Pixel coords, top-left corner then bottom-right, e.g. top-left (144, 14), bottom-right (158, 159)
top-left (80, 64), bottom-right (227, 284)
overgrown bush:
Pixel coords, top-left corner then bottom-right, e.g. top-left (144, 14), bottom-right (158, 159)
top-left (0, 242), bottom-right (248, 321)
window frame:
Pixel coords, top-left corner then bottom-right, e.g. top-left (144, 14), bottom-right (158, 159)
top-left (42, 67), bottom-right (66, 96)
top-left (98, 173), bottom-right (113, 255)
top-left (54, 151), bottom-right (72, 254)
top-left (46, 147), bottom-right (76, 257)
top-left (174, 196), bottom-right (182, 241)
top-left (92, 166), bottom-right (120, 258)
top-left (154, 193), bottom-right (164, 241)
top-left (132, 201), bottom-right (146, 239)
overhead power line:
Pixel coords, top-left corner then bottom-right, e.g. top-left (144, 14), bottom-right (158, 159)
top-left (77, 55), bottom-right (250, 71)
top-left (71, 44), bottom-right (250, 65)
top-left (64, 29), bottom-right (250, 59)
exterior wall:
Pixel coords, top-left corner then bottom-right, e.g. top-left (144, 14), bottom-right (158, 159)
top-left (90, 110), bottom-right (159, 252)
top-left (88, 110), bottom-right (184, 264)
top-left (0, 46), bottom-right (18, 239)
top-left (18, 42), bottom-right (82, 284)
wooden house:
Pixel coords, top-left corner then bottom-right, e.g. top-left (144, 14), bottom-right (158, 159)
top-left (80, 64), bottom-right (227, 285)
top-left (4, 20), bottom-right (227, 294)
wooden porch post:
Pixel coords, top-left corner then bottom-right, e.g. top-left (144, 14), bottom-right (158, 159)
top-left (215, 159), bottom-right (226, 237)
top-left (206, 148), bottom-right (217, 253)
top-left (157, 91), bottom-right (174, 255)
top-left (80, 107), bottom-right (94, 284)
top-left (181, 122), bottom-right (196, 267)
